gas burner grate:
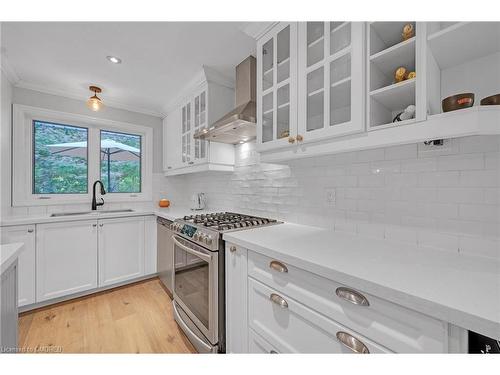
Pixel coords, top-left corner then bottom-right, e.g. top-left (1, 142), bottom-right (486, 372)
top-left (181, 212), bottom-right (278, 231)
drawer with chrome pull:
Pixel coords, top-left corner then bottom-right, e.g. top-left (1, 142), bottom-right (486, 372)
top-left (248, 277), bottom-right (391, 353)
top-left (247, 250), bottom-right (447, 353)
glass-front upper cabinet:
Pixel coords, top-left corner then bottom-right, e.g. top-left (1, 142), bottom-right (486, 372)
top-left (297, 22), bottom-right (364, 143)
top-left (193, 89), bottom-right (207, 164)
top-left (181, 101), bottom-right (192, 164)
top-left (257, 22), bottom-right (298, 152)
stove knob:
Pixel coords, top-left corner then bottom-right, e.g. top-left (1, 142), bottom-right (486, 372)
top-left (198, 233), bottom-right (206, 243)
top-left (193, 233), bottom-right (199, 241)
top-left (205, 235), bottom-right (213, 246)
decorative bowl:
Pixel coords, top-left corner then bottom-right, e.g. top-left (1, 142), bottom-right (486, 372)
top-left (480, 94), bottom-right (500, 106)
top-left (442, 93), bottom-right (474, 112)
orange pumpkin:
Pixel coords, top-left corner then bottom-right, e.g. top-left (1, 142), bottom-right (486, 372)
top-left (159, 199), bottom-right (170, 208)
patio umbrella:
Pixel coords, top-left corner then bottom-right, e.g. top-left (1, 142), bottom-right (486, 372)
top-left (47, 139), bottom-right (140, 190)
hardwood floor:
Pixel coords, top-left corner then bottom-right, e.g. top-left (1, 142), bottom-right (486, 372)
top-left (18, 278), bottom-right (197, 353)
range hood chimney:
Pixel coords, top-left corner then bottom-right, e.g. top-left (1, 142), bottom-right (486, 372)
top-left (194, 56), bottom-right (256, 144)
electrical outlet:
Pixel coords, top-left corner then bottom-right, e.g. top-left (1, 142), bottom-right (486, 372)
top-left (418, 139), bottom-right (458, 157)
top-left (325, 188), bottom-right (336, 206)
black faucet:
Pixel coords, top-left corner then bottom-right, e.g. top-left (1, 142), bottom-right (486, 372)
top-left (92, 180), bottom-right (106, 210)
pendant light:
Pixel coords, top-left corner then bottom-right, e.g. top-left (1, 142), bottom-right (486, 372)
top-left (87, 86), bottom-right (104, 112)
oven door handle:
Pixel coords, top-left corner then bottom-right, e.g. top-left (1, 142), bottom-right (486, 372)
top-left (172, 235), bottom-right (213, 263)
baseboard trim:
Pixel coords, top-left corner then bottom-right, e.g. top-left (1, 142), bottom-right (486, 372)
top-left (19, 274), bottom-right (159, 315)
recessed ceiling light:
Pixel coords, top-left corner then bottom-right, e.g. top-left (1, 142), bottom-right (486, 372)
top-left (106, 56), bottom-right (122, 64)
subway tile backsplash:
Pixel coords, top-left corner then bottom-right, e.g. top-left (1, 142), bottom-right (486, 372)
top-left (160, 135), bottom-right (500, 259)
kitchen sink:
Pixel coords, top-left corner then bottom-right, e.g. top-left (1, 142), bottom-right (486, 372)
top-left (50, 209), bottom-right (134, 217)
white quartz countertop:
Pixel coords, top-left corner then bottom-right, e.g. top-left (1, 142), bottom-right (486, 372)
top-left (223, 223), bottom-right (500, 340)
top-left (0, 206), bottom-right (217, 226)
top-left (0, 242), bottom-right (24, 274)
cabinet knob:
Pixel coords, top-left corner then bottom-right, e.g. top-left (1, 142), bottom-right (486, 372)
top-left (167, 166), bottom-right (172, 169)
top-left (27, 228), bottom-right (34, 233)
top-left (336, 331), bottom-right (370, 354)
top-left (99, 223), bottom-right (104, 227)
top-left (229, 245), bottom-right (237, 252)
top-left (188, 161), bottom-right (194, 165)
top-left (269, 260), bottom-right (288, 273)
top-left (288, 136), bottom-right (296, 144)
top-left (296, 134), bottom-right (304, 142)
top-left (92, 224), bottom-right (97, 227)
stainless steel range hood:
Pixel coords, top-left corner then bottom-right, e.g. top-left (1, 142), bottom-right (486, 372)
top-left (194, 56), bottom-right (256, 144)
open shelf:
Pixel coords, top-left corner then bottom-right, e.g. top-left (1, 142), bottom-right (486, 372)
top-left (370, 22), bottom-right (416, 55)
top-left (370, 37), bottom-right (416, 77)
top-left (428, 22), bottom-right (500, 69)
top-left (370, 78), bottom-right (416, 129)
top-left (370, 78), bottom-right (415, 109)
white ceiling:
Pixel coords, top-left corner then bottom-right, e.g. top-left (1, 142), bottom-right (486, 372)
top-left (1, 22), bottom-right (258, 117)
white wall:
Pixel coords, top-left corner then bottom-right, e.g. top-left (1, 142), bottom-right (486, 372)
top-left (0, 71), bottom-right (13, 216)
top-left (163, 137), bottom-right (500, 258)
top-left (0, 85), bottom-right (164, 217)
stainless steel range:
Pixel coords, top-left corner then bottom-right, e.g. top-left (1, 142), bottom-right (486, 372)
top-left (170, 212), bottom-right (281, 353)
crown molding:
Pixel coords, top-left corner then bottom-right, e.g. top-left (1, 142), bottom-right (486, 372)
top-left (162, 66), bottom-right (235, 115)
top-left (14, 80), bottom-right (165, 118)
top-left (0, 52), bottom-right (21, 85)
top-left (239, 22), bottom-right (279, 40)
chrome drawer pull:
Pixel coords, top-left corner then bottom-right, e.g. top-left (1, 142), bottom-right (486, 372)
top-left (269, 260), bottom-right (288, 273)
top-left (336, 331), bottom-right (370, 354)
top-left (270, 293), bottom-right (288, 308)
top-left (269, 350), bottom-right (278, 354)
top-left (335, 287), bottom-right (370, 306)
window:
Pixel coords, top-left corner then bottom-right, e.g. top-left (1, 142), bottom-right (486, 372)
top-left (100, 130), bottom-right (142, 193)
top-left (13, 104), bottom-right (153, 206)
top-left (33, 120), bottom-right (88, 194)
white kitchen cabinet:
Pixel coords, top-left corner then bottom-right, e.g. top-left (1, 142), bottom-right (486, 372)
top-left (36, 220), bottom-right (98, 302)
top-left (225, 243), bottom-right (452, 353)
top-left (98, 217), bottom-right (145, 287)
top-left (163, 68), bottom-right (236, 176)
top-left (256, 22), bottom-right (364, 153)
top-left (248, 278), bottom-right (391, 353)
top-left (297, 22), bottom-right (365, 142)
top-left (256, 21), bottom-right (500, 163)
top-left (1, 225), bottom-right (36, 306)
top-left (257, 22), bottom-right (298, 152)
top-left (163, 113), bottom-right (181, 171)
top-left (225, 243), bottom-right (249, 353)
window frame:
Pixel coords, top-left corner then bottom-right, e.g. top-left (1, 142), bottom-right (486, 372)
top-left (12, 104), bottom-right (153, 207)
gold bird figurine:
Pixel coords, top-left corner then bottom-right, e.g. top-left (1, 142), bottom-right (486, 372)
top-left (394, 67), bottom-right (407, 83)
top-left (402, 24), bottom-right (414, 41)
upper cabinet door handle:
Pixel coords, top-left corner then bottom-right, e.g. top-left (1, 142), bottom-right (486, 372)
top-left (27, 228), bottom-right (34, 233)
top-left (269, 260), bottom-right (288, 273)
top-left (335, 287), bottom-right (370, 306)
top-left (336, 331), bottom-right (370, 354)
